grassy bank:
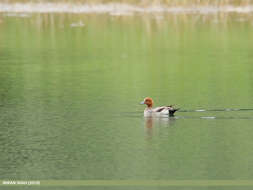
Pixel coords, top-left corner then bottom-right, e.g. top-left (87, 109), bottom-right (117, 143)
top-left (2, 0), bottom-right (253, 6)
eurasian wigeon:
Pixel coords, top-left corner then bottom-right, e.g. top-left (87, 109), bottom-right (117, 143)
top-left (140, 97), bottom-right (179, 117)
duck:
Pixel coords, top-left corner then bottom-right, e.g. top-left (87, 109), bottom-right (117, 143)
top-left (140, 97), bottom-right (179, 117)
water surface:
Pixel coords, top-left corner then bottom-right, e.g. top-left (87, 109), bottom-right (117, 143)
top-left (0, 12), bottom-right (253, 189)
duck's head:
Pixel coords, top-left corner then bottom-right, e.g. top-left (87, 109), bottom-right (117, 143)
top-left (140, 97), bottom-right (153, 108)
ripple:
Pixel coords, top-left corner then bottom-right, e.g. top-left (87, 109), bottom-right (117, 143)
top-left (70, 21), bottom-right (85, 27)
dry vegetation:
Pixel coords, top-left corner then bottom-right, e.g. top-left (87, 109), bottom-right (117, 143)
top-left (2, 0), bottom-right (253, 6)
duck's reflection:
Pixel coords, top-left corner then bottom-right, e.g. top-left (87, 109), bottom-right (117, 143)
top-left (145, 117), bottom-right (153, 138)
top-left (144, 116), bottom-right (176, 140)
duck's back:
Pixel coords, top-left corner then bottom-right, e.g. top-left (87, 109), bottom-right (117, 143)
top-left (153, 106), bottom-right (179, 116)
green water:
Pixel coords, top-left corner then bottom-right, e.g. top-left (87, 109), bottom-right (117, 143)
top-left (0, 13), bottom-right (253, 189)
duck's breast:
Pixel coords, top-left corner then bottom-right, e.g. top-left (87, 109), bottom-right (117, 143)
top-left (144, 108), bottom-right (153, 117)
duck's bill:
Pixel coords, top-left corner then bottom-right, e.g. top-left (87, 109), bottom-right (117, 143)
top-left (140, 101), bottom-right (145, 104)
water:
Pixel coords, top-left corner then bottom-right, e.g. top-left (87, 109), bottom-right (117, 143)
top-left (1, 10), bottom-right (253, 189)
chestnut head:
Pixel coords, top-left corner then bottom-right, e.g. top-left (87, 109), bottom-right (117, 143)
top-left (140, 97), bottom-right (154, 108)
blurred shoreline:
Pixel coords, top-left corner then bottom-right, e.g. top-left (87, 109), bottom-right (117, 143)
top-left (1, 1), bottom-right (253, 14)
top-left (2, 0), bottom-right (253, 6)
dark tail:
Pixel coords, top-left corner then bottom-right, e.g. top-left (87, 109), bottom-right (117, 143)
top-left (169, 108), bottom-right (179, 117)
